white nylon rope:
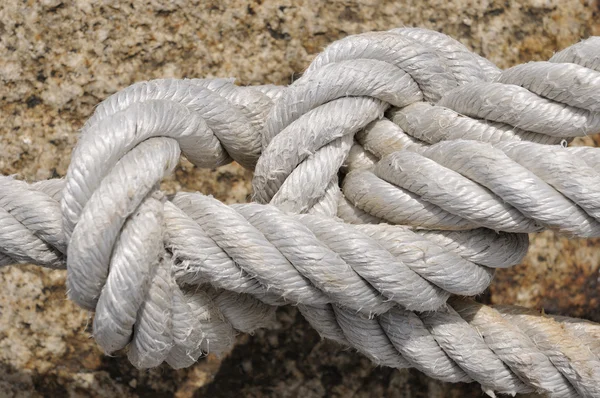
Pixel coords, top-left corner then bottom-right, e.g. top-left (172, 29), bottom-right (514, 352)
top-left (1, 27), bottom-right (600, 396)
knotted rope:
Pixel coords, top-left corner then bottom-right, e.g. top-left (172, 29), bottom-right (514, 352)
top-left (2, 27), bottom-right (600, 397)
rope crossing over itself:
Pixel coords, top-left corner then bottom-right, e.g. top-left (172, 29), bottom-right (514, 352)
top-left (2, 27), bottom-right (600, 396)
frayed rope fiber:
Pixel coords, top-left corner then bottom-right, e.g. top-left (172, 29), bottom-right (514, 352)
top-left (2, 27), bottom-right (600, 397)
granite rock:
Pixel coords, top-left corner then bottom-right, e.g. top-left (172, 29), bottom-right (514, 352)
top-left (1, 0), bottom-right (599, 396)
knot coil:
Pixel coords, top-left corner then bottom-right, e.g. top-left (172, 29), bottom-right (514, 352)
top-left (2, 27), bottom-right (600, 395)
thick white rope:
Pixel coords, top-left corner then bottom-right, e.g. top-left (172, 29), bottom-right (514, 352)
top-left (2, 27), bottom-right (600, 396)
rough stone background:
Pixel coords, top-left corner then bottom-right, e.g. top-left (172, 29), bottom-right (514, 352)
top-left (1, 0), bottom-right (599, 397)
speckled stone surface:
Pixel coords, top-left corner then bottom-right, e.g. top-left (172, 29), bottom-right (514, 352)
top-left (1, 1), bottom-right (599, 397)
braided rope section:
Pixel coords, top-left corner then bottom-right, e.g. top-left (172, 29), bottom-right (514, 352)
top-left (2, 28), bottom-right (600, 396)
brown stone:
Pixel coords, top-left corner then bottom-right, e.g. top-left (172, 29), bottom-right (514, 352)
top-left (1, 0), bottom-right (599, 396)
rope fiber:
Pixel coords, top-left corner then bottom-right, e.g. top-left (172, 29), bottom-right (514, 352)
top-left (2, 27), bottom-right (600, 397)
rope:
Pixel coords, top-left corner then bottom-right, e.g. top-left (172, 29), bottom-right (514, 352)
top-left (2, 27), bottom-right (600, 396)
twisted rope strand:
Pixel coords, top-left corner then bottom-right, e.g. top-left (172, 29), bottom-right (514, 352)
top-left (343, 140), bottom-right (600, 237)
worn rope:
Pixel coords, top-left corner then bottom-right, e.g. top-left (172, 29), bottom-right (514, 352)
top-left (2, 27), bottom-right (600, 396)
